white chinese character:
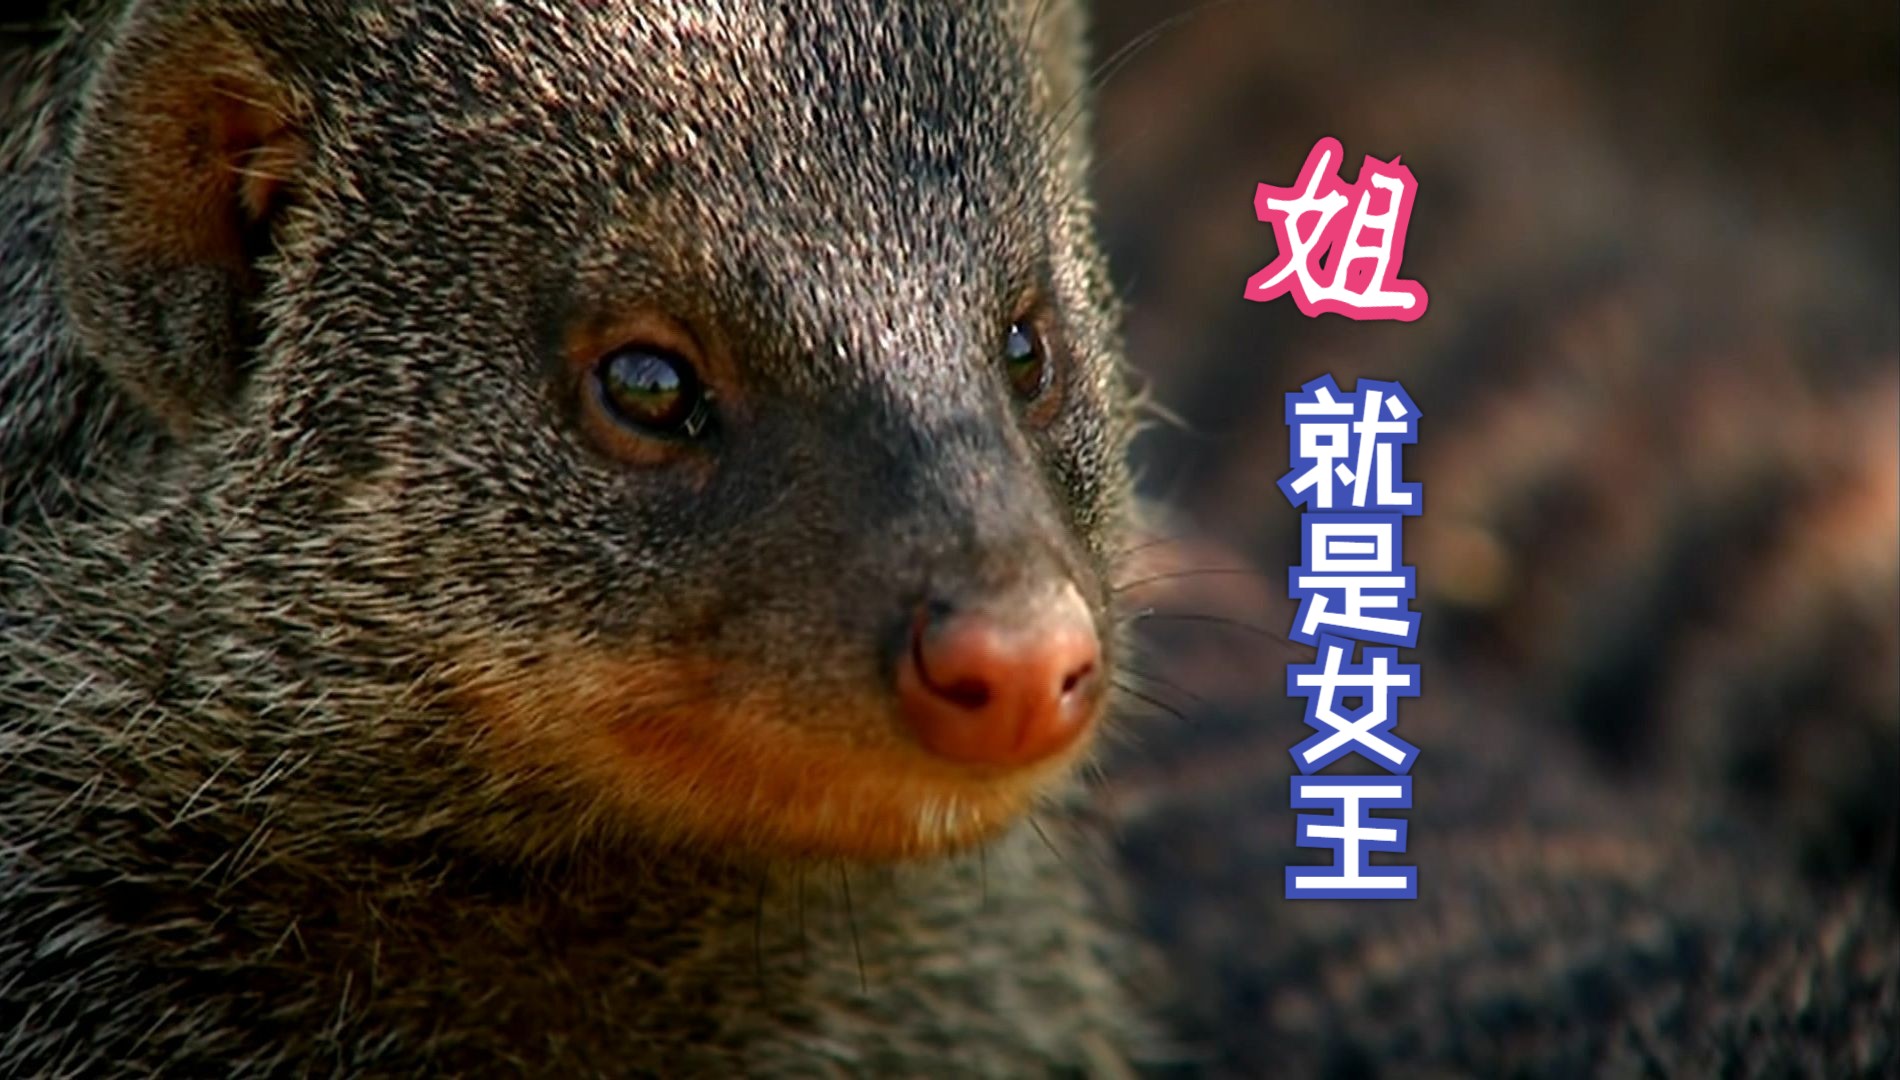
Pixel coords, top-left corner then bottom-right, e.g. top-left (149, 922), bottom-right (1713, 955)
top-left (1285, 776), bottom-right (1416, 899)
top-left (1291, 515), bottom-right (1419, 646)
top-left (1287, 637), bottom-right (1418, 772)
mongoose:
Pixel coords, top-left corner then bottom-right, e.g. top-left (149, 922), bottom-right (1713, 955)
top-left (1, 1), bottom-right (1154, 1073)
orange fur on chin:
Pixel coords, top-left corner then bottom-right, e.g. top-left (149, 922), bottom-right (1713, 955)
top-left (446, 644), bottom-right (1093, 862)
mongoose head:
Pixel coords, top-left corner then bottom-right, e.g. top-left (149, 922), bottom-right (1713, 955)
top-left (57, 0), bottom-right (1132, 864)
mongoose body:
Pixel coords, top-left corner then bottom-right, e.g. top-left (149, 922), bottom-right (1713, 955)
top-left (1, 1), bottom-right (1148, 1073)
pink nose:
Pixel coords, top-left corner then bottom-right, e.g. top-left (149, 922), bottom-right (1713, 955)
top-left (896, 583), bottom-right (1102, 767)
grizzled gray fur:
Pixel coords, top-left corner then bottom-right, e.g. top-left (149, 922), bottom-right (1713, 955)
top-left (2, 0), bottom-right (1154, 1074)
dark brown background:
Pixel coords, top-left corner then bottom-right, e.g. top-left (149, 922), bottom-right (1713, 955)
top-left (1083, 1), bottom-right (1898, 1075)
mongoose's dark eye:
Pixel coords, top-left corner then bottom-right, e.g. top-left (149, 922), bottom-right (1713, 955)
top-left (1003, 320), bottom-right (1048, 401)
top-left (595, 347), bottom-right (711, 438)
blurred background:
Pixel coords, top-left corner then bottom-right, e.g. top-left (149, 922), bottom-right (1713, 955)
top-left (1079, 1), bottom-right (1898, 1075)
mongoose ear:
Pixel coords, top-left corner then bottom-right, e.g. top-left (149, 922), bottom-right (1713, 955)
top-left (60, 10), bottom-right (305, 438)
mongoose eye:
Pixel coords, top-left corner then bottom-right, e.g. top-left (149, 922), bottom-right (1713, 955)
top-left (1003, 320), bottom-right (1049, 401)
top-left (595, 346), bottom-right (711, 438)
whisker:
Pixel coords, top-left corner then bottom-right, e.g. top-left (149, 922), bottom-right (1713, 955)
top-left (1125, 609), bottom-right (1296, 649)
top-left (1027, 815), bottom-right (1082, 883)
top-left (978, 842), bottom-right (990, 910)
top-left (839, 864), bottom-right (866, 995)
top-left (1118, 662), bottom-right (1208, 706)
top-left (1039, 3), bottom-right (1224, 154)
top-left (1022, 0), bottom-right (1057, 54)
top-left (1077, 757), bottom-right (1123, 822)
top-left (1111, 679), bottom-right (1190, 723)
top-left (752, 871), bottom-right (768, 993)
top-left (1111, 567), bottom-right (1274, 594)
top-left (1127, 378), bottom-right (1194, 433)
top-left (795, 866), bottom-right (809, 970)
top-left (1029, 814), bottom-right (1154, 938)
top-left (1109, 531), bottom-right (1199, 559)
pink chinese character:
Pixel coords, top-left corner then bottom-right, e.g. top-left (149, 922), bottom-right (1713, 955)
top-left (1244, 137), bottom-right (1429, 322)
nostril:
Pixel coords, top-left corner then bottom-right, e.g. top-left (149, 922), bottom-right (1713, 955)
top-left (1060, 660), bottom-right (1094, 696)
top-left (940, 679), bottom-right (991, 709)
